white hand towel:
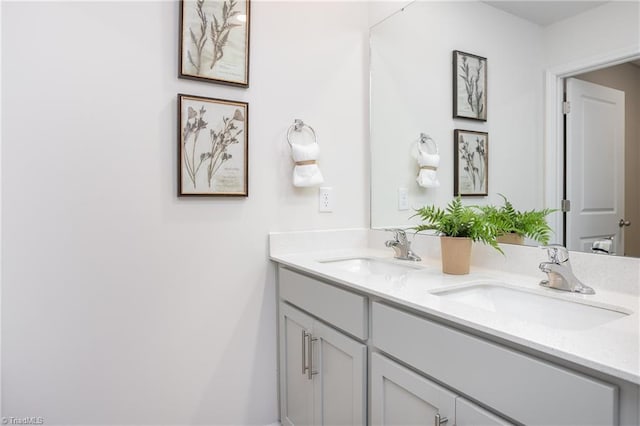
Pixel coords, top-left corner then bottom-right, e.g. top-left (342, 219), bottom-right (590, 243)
top-left (416, 149), bottom-right (440, 188)
top-left (291, 142), bottom-right (324, 187)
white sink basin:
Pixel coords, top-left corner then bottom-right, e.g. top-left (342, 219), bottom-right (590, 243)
top-left (320, 257), bottom-right (422, 277)
top-left (433, 284), bottom-right (630, 330)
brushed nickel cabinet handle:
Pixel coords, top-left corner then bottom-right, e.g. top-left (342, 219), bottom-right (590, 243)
top-left (434, 413), bottom-right (448, 426)
top-left (307, 334), bottom-right (318, 380)
top-left (302, 330), bottom-right (309, 375)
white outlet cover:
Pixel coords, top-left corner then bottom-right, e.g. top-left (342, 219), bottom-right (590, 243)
top-left (319, 187), bottom-right (333, 212)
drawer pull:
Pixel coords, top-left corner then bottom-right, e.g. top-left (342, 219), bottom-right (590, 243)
top-left (301, 330), bottom-right (309, 375)
top-left (434, 414), bottom-right (448, 426)
top-left (307, 333), bottom-right (318, 380)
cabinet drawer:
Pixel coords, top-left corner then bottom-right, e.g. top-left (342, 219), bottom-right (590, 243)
top-left (279, 267), bottom-right (368, 339)
top-left (372, 302), bottom-right (617, 425)
top-left (456, 397), bottom-right (513, 426)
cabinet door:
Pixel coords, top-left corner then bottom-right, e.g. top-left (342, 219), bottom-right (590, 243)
top-left (456, 397), bottom-right (514, 426)
top-left (371, 352), bottom-right (456, 426)
top-left (313, 320), bottom-right (367, 426)
top-left (280, 304), bottom-right (315, 426)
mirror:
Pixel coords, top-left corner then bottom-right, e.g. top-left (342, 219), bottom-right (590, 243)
top-left (370, 1), bottom-right (640, 256)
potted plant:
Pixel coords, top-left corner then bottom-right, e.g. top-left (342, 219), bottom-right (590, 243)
top-left (480, 194), bottom-right (554, 245)
top-left (412, 197), bottom-right (501, 275)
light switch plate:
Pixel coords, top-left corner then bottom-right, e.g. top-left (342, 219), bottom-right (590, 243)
top-left (398, 187), bottom-right (409, 211)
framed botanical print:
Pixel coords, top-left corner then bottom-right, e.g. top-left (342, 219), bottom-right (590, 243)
top-left (454, 129), bottom-right (488, 196)
top-left (179, 0), bottom-right (250, 87)
top-left (178, 94), bottom-right (248, 196)
top-left (453, 50), bottom-right (487, 121)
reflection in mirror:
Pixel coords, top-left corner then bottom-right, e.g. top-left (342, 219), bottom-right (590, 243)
top-left (566, 66), bottom-right (640, 257)
top-left (369, 1), bottom-right (640, 256)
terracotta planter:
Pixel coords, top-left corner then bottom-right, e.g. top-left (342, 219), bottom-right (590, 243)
top-left (496, 233), bottom-right (525, 245)
top-left (440, 236), bottom-right (472, 275)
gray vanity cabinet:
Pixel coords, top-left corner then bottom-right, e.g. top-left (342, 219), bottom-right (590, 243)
top-left (370, 352), bottom-right (456, 425)
top-left (455, 398), bottom-right (513, 426)
top-left (275, 264), bottom-right (638, 425)
top-left (280, 303), bottom-right (315, 426)
top-left (371, 353), bottom-right (511, 426)
top-left (372, 301), bottom-right (618, 425)
top-left (278, 268), bottom-right (367, 426)
top-left (313, 320), bottom-right (367, 425)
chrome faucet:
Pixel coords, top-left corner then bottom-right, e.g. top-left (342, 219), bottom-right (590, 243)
top-left (539, 245), bottom-right (595, 294)
top-left (384, 229), bottom-right (421, 261)
top-left (592, 237), bottom-right (614, 255)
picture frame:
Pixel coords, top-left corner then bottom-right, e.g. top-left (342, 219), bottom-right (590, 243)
top-left (454, 129), bottom-right (488, 196)
top-left (179, 0), bottom-right (250, 87)
top-left (453, 50), bottom-right (487, 121)
top-left (178, 94), bottom-right (248, 197)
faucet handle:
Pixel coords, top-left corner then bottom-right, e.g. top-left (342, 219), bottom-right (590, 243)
top-left (592, 237), bottom-right (614, 255)
top-left (384, 228), bottom-right (407, 242)
top-left (540, 244), bottom-right (569, 263)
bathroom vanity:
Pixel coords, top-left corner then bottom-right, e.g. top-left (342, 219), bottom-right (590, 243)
top-left (270, 230), bottom-right (640, 425)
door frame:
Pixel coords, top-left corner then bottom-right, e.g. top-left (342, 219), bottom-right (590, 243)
top-left (543, 45), bottom-right (640, 244)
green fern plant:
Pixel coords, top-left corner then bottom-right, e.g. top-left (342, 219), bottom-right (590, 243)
top-left (480, 194), bottom-right (555, 245)
top-left (412, 197), bottom-right (502, 253)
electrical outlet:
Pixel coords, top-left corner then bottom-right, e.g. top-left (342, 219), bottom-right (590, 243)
top-left (319, 187), bottom-right (333, 212)
top-left (398, 187), bottom-right (409, 211)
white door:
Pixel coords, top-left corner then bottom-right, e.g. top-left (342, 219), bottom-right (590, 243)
top-left (370, 352), bottom-right (456, 426)
top-left (313, 321), bottom-right (367, 426)
top-left (566, 78), bottom-right (625, 254)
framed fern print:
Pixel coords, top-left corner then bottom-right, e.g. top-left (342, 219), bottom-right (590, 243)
top-left (454, 129), bottom-right (488, 196)
top-left (178, 94), bottom-right (248, 196)
top-left (453, 50), bottom-right (487, 121)
top-left (179, 0), bottom-right (250, 87)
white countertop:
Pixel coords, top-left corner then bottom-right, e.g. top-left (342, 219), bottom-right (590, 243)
top-left (270, 245), bottom-right (640, 385)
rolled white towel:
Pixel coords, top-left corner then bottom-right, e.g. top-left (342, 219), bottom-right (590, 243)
top-left (416, 149), bottom-right (440, 188)
top-left (291, 142), bottom-right (324, 187)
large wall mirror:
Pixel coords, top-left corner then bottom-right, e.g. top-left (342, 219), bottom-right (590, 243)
top-left (370, 1), bottom-right (640, 256)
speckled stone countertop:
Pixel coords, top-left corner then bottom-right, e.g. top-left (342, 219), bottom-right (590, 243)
top-left (269, 229), bottom-right (640, 385)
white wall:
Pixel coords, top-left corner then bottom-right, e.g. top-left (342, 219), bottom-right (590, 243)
top-left (543, 1), bottom-right (640, 69)
top-left (368, 0), bottom-right (411, 27)
top-left (1, 1), bottom-right (369, 424)
top-left (370, 1), bottom-right (545, 228)
top-left (540, 0), bottom-right (640, 245)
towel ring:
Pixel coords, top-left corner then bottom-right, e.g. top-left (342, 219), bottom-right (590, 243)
top-left (287, 119), bottom-right (318, 147)
top-left (418, 133), bottom-right (438, 155)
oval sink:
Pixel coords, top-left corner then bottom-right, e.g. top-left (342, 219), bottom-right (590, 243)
top-left (433, 283), bottom-right (630, 330)
top-left (319, 257), bottom-right (423, 277)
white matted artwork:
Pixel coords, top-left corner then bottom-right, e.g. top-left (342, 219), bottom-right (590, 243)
top-left (178, 94), bottom-right (248, 196)
top-left (453, 50), bottom-right (487, 121)
top-left (454, 129), bottom-right (488, 196)
top-left (179, 0), bottom-right (250, 87)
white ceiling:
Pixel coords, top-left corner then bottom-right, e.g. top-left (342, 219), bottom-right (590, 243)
top-left (483, 1), bottom-right (609, 26)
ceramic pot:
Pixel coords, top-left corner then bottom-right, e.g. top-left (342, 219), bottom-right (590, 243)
top-left (440, 236), bottom-right (472, 275)
top-left (496, 233), bottom-right (525, 245)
